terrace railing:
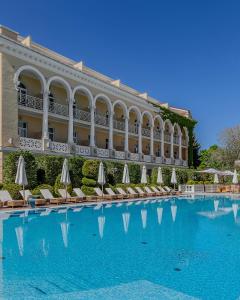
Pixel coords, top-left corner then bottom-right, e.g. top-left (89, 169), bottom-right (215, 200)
top-left (49, 102), bottom-right (68, 117)
top-left (154, 130), bottom-right (161, 139)
top-left (18, 91), bottom-right (43, 111)
top-left (19, 137), bottom-right (43, 151)
top-left (164, 134), bottom-right (171, 143)
top-left (95, 112), bottom-right (109, 127)
top-left (73, 108), bottom-right (91, 122)
top-left (142, 127), bottom-right (151, 137)
top-left (128, 124), bottom-right (139, 135)
top-left (113, 119), bottom-right (125, 131)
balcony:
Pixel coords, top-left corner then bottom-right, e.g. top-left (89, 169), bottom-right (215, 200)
top-left (74, 108), bottom-right (91, 122)
top-left (49, 102), bottom-right (68, 117)
top-left (154, 130), bottom-right (161, 139)
top-left (144, 155), bottom-right (151, 162)
top-left (97, 148), bottom-right (109, 158)
top-left (19, 137), bottom-right (43, 151)
top-left (18, 92), bottom-right (43, 111)
top-left (75, 145), bottom-right (91, 156)
top-left (49, 141), bottom-right (70, 153)
top-left (164, 134), bottom-right (171, 143)
top-left (128, 123), bottom-right (139, 135)
top-left (182, 138), bottom-right (187, 146)
top-left (113, 119), bottom-right (125, 131)
top-left (173, 136), bottom-right (179, 145)
top-left (142, 127), bottom-right (151, 137)
top-left (95, 112), bottom-right (109, 127)
top-left (115, 151), bottom-right (125, 159)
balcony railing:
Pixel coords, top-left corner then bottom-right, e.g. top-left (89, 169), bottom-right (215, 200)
top-left (97, 148), bottom-right (109, 158)
top-left (113, 119), bottom-right (125, 131)
top-left (75, 145), bottom-right (91, 156)
top-left (19, 137), bottom-right (43, 151)
top-left (49, 141), bottom-right (70, 153)
top-left (74, 108), bottom-right (91, 122)
top-left (49, 102), bottom-right (68, 117)
top-left (95, 112), bottom-right (109, 127)
top-left (115, 151), bottom-right (125, 159)
top-left (142, 127), bottom-right (151, 137)
top-left (182, 138), bottom-right (187, 146)
top-left (173, 136), bottom-right (179, 145)
top-left (164, 134), bottom-right (171, 143)
top-left (130, 153), bottom-right (139, 161)
top-left (144, 155), bottom-right (151, 162)
top-left (154, 130), bottom-right (161, 139)
top-left (18, 91), bottom-right (43, 111)
top-left (129, 124), bottom-right (138, 135)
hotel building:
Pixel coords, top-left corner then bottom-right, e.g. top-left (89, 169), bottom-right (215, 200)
top-left (0, 25), bottom-right (192, 181)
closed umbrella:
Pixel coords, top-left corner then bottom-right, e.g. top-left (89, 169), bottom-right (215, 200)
top-left (233, 170), bottom-right (238, 184)
top-left (171, 168), bottom-right (177, 190)
top-left (60, 158), bottom-right (71, 202)
top-left (98, 162), bottom-right (106, 196)
top-left (157, 167), bottom-right (163, 185)
top-left (141, 165), bottom-right (147, 184)
top-left (122, 164), bottom-right (130, 184)
top-left (15, 155), bottom-right (28, 202)
top-left (214, 173), bottom-right (219, 184)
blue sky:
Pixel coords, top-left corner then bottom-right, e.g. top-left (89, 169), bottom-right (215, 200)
top-left (1, 0), bottom-right (240, 149)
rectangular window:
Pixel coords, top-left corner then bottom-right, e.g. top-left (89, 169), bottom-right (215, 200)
top-left (18, 121), bottom-right (27, 137)
top-left (105, 139), bottom-right (109, 149)
top-left (73, 130), bottom-right (78, 144)
top-left (48, 127), bottom-right (55, 141)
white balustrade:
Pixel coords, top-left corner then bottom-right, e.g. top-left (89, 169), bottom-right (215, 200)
top-left (173, 136), bottom-right (179, 144)
top-left (113, 119), bottom-right (125, 131)
top-left (18, 91), bottom-right (43, 111)
top-left (75, 145), bottom-right (91, 156)
top-left (182, 138), bottom-right (187, 146)
top-left (165, 158), bottom-right (172, 165)
top-left (115, 151), bottom-right (125, 159)
top-left (175, 159), bottom-right (182, 166)
top-left (19, 137), bottom-right (42, 151)
top-left (183, 160), bottom-right (188, 167)
top-left (128, 123), bottom-right (138, 134)
top-left (74, 108), bottom-right (91, 122)
top-left (97, 148), bottom-right (109, 158)
top-left (142, 127), bottom-right (151, 137)
top-left (164, 134), bottom-right (171, 143)
top-left (49, 102), bottom-right (68, 117)
top-left (130, 153), bottom-right (139, 161)
top-left (155, 156), bottom-right (163, 164)
top-left (154, 130), bottom-right (161, 139)
top-left (95, 112), bottom-right (109, 127)
top-left (144, 155), bottom-right (151, 162)
top-left (50, 141), bottom-right (70, 153)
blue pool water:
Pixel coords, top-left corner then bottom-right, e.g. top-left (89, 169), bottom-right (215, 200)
top-left (1, 195), bottom-right (240, 299)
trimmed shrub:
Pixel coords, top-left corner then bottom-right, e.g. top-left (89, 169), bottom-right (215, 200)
top-left (81, 185), bottom-right (95, 195)
top-left (3, 151), bottom-right (37, 188)
top-left (105, 161), bottom-right (124, 185)
top-left (128, 163), bottom-right (141, 184)
top-left (69, 156), bottom-right (86, 188)
top-left (36, 155), bottom-right (64, 186)
top-left (82, 177), bottom-right (96, 187)
top-left (2, 183), bottom-right (21, 200)
top-left (32, 184), bottom-right (54, 196)
top-left (54, 174), bottom-right (72, 196)
top-left (82, 160), bottom-right (100, 179)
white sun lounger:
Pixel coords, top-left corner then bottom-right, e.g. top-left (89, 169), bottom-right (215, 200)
top-left (143, 187), bottom-right (156, 196)
top-left (134, 187), bottom-right (147, 197)
top-left (0, 190), bottom-right (26, 208)
top-left (126, 187), bottom-right (139, 198)
top-left (40, 189), bottom-right (63, 205)
top-left (20, 190), bottom-right (46, 206)
top-left (94, 188), bottom-right (115, 200)
top-left (73, 188), bottom-right (97, 201)
top-left (116, 188), bottom-right (131, 198)
top-left (58, 189), bottom-right (82, 203)
top-left (105, 188), bottom-right (123, 199)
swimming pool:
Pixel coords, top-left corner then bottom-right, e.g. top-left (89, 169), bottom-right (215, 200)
top-left (1, 195), bottom-right (240, 299)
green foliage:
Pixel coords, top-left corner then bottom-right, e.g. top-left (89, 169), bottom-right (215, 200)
top-left (82, 177), bottom-right (96, 187)
top-left (105, 161), bottom-right (124, 185)
top-left (69, 156), bottom-right (86, 188)
top-left (54, 174), bottom-right (72, 196)
top-left (198, 145), bottom-right (224, 170)
top-left (2, 183), bottom-right (21, 200)
top-left (128, 164), bottom-right (141, 183)
top-left (36, 155), bottom-right (64, 185)
top-left (82, 160), bottom-right (100, 179)
top-left (32, 184), bottom-right (54, 196)
top-left (81, 185), bottom-right (95, 195)
top-left (3, 151), bottom-right (37, 188)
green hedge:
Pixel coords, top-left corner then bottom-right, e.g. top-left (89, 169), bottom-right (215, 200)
top-left (82, 177), bottom-right (96, 187)
top-left (3, 151), bottom-right (37, 188)
top-left (82, 160), bottom-right (100, 179)
top-left (32, 184), bottom-right (54, 196)
top-left (81, 185), bottom-right (95, 195)
top-left (3, 183), bottom-right (21, 200)
top-left (129, 164), bottom-right (141, 184)
top-left (69, 156), bottom-right (86, 187)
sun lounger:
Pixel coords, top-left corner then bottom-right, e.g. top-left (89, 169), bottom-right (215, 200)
top-left (151, 186), bottom-right (163, 196)
top-left (134, 187), bottom-right (148, 197)
top-left (58, 189), bottom-right (83, 203)
top-left (40, 189), bottom-right (64, 205)
top-left (73, 188), bottom-right (97, 201)
top-left (116, 188), bottom-right (132, 198)
top-left (127, 187), bottom-right (140, 198)
top-left (157, 186), bottom-right (169, 195)
top-left (0, 190), bottom-right (26, 208)
top-left (105, 188), bottom-right (123, 199)
top-left (94, 188), bottom-right (116, 200)
top-left (20, 190), bottom-right (47, 206)
top-left (143, 186), bottom-right (156, 197)
top-left (164, 186), bottom-right (180, 195)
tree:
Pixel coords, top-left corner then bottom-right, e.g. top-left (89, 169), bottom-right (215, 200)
top-left (198, 144), bottom-right (225, 170)
top-left (192, 134), bottom-right (201, 168)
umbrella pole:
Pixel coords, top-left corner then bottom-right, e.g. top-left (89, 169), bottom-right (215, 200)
top-left (65, 184), bottom-right (67, 203)
top-left (23, 185), bottom-right (25, 205)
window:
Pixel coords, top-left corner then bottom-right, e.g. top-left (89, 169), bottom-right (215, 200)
top-left (73, 130), bottom-right (78, 144)
top-left (18, 121), bottom-right (27, 137)
top-left (48, 127), bottom-right (55, 141)
top-left (48, 93), bottom-right (55, 112)
top-left (17, 82), bottom-right (27, 105)
top-left (105, 139), bottom-right (109, 149)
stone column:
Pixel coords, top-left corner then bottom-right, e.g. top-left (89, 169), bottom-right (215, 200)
top-left (150, 125), bottom-right (154, 156)
top-left (161, 129), bottom-right (165, 158)
top-left (138, 121), bottom-right (142, 154)
top-left (170, 131), bottom-right (174, 159)
top-left (124, 116), bottom-right (129, 152)
top-left (108, 112), bottom-right (113, 150)
top-left (68, 98), bottom-right (74, 144)
top-left (179, 132), bottom-right (182, 160)
top-left (42, 89), bottom-right (49, 140)
top-left (90, 105), bottom-right (96, 147)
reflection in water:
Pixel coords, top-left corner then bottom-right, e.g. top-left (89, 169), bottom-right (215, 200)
top-left (141, 209), bottom-right (147, 229)
top-left (214, 199), bottom-right (219, 212)
top-left (171, 205), bottom-right (177, 223)
top-left (157, 207), bottom-right (163, 225)
top-left (98, 215), bottom-right (105, 239)
top-left (60, 222), bottom-right (69, 248)
top-left (122, 212), bottom-right (130, 234)
top-left (15, 226), bottom-right (24, 256)
top-left (232, 203), bottom-right (238, 221)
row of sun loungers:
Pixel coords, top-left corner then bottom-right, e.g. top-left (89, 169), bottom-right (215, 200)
top-left (0, 186), bottom-right (179, 208)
